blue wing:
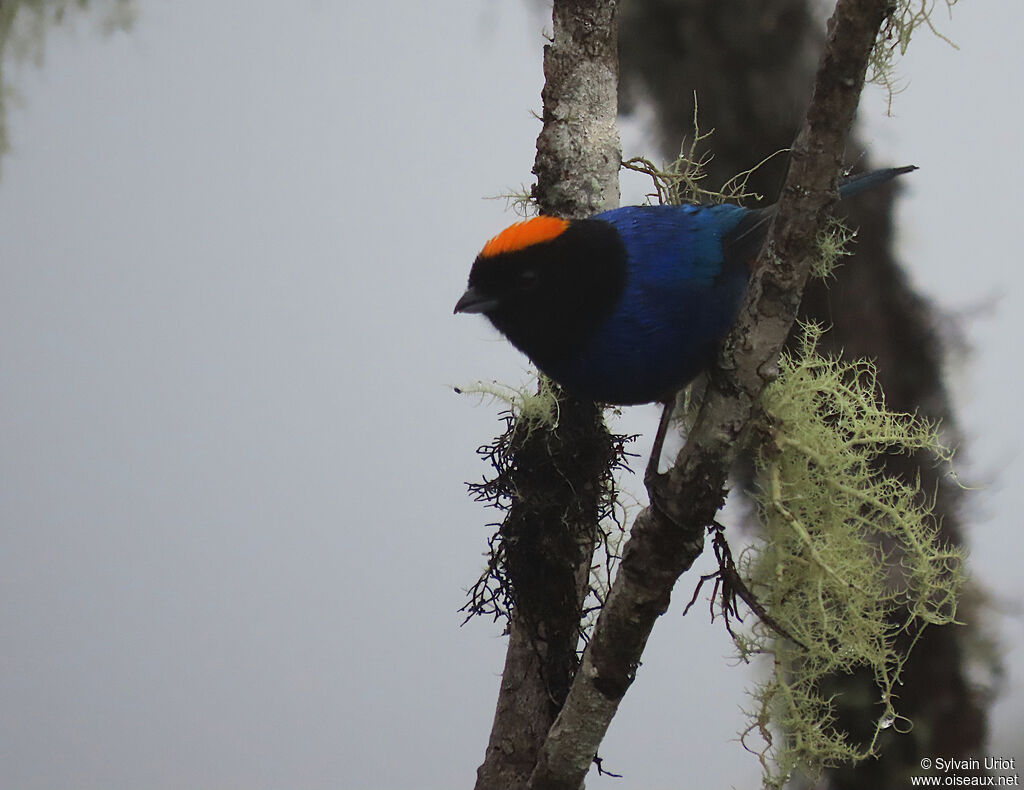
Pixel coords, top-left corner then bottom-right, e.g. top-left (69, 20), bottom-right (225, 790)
top-left (541, 204), bottom-right (753, 404)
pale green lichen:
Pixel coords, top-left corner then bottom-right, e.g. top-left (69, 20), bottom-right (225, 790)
top-left (737, 323), bottom-right (965, 789)
top-left (622, 93), bottom-right (786, 208)
top-left (0, 0), bottom-right (136, 171)
top-left (456, 375), bottom-right (560, 435)
top-left (812, 217), bottom-right (857, 280)
top-left (485, 183), bottom-right (538, 219)
top-left (869, 0), bottom-right (958, 112)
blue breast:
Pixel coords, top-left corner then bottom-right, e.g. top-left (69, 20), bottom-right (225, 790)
top-left (542, 204), bottom-right (751, 404)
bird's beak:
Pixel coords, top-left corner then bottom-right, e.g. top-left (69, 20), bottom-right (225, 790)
top-left (454, 286), bottom-right (499, 315)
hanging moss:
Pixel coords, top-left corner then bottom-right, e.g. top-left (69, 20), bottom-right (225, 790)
top-left (738, 323), bottom-right (965, 789)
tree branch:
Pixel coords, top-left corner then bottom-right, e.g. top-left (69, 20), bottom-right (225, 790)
top-left (473, 2), bottom-right (621, 789)
top-left (526, 1), bottom-right (893, 787)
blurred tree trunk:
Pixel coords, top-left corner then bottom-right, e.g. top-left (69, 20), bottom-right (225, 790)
top-left (618, 1), bottom-right (988, 785)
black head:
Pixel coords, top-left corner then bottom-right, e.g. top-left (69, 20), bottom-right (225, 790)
top-left (454, 216), bottom-right (627, 366)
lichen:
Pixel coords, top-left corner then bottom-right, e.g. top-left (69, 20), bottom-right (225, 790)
top-left (869, 0), bottom-right (959, 112)
top-left (738, 323), bottom-right (965, 789)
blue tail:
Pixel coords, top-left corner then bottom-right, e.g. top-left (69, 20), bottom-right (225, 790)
top-left (837, 165), bottom-right (917, 199)
top-left (723, 165), bottom-right (916, 266)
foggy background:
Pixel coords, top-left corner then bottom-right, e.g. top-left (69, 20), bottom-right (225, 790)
top-left (1, 1), bottom-right (1021, 788)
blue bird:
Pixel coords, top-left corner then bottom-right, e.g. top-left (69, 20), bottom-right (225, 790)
top-left (455, 166), bottom-right (915, 405)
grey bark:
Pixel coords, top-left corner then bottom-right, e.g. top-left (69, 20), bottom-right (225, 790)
top-left (473, 3), bottom-right (622, 789)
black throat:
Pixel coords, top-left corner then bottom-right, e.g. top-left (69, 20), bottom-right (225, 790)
top-left (481, 219), bottom-right (628, 366)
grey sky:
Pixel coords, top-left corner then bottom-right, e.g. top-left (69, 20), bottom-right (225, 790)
top-left (1, 1), bottom-right (1021, 788)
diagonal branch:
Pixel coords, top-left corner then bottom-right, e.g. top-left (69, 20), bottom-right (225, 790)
top-left (526, 0), bottom-right (895, 787)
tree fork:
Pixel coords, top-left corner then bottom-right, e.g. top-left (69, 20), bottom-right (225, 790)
top-left (526, 0), bottom-right (895, 787)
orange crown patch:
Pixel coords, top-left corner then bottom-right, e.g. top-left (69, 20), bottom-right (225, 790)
top-left (479, 216), bottom-right (570, 258)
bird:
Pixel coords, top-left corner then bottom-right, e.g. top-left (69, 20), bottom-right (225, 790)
top-left (455, 166), bottom-right (916, 406)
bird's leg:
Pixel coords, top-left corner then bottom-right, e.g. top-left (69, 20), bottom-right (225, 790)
top-left (644, 398), bottom-right (676, 487)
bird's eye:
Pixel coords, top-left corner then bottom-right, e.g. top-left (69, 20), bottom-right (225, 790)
top-left (518, 269), bottom-right (539, 288)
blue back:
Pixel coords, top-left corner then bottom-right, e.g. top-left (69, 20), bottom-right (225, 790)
top-left (540, 203), bottom-right (753, 404)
